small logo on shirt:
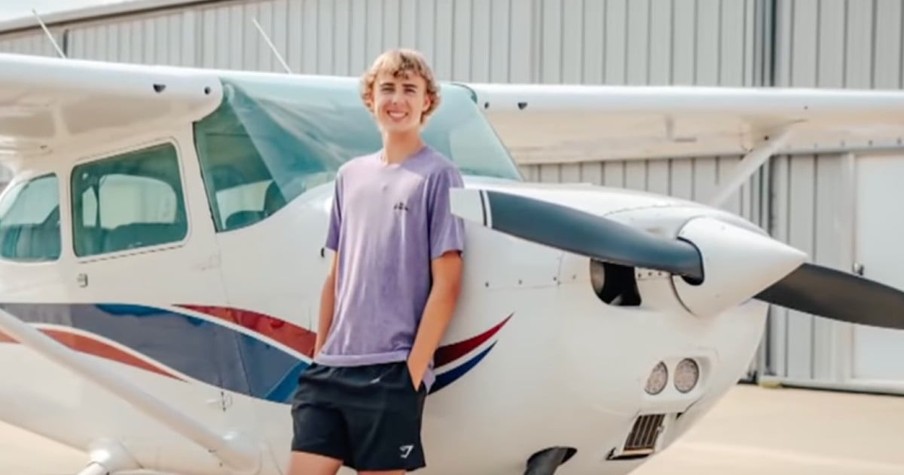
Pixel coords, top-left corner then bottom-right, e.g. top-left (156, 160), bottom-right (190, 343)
top-left (400, 444), bottom-right (414, 458)
top-left (393, 201), bottom-right (409, 212)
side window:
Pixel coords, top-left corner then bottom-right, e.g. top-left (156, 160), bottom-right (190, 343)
top-left (0, 174), bottom-right (61, 262)
top-left (70, 143), bottom-right (187, 257)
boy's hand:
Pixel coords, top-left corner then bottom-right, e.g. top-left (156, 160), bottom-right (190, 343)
top-left (407, 250), bottom-right (463, 392)
top-left (407, 359), bottom-right (421, 390)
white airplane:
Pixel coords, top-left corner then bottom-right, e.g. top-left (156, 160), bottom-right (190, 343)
top-left (0, 51), bottom-right (903, 475)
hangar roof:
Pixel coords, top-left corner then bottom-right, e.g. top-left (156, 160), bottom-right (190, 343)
top-left (0, 0), bottom-right (202, 34)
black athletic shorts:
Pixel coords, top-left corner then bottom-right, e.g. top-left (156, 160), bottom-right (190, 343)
top-left (290, 360), bottom-right (428, 471)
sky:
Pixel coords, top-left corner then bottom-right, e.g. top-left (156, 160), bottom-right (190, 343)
top-left (0, 0), bottom-right (130, 22)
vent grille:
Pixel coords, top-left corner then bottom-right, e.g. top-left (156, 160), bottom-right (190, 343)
top-left (622, 414), bottom-right (665, 456)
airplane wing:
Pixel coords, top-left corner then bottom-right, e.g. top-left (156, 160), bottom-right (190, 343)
top-left (0, 52), bottom-right (222, 169)
top-left (5, 51), bottom-right (903, 168)
top-left (460, 81), bottom-right (904, 164)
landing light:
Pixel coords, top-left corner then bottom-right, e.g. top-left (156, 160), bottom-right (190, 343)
top-left (644, 362), bottom-right (668, 395)
top-left (674, 358), bottom-right (699, 393)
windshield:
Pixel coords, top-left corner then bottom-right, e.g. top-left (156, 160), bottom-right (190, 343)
top-left (193, 72), bottom-right (521, 232)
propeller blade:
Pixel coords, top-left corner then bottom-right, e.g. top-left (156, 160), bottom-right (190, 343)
top-left (756, 263), bottom-right (904, 330)
top-left (453, 189), bottom-right (705, 282)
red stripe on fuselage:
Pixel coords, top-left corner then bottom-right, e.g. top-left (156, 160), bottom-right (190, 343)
top-left (0, 328), bottom-right (183, 381)
top-left (178, 305), bottom-right (316, 358)
top-left (434, 314), bottom-right (513, 368)
top-left (179, 304), bottom-right (512, 368)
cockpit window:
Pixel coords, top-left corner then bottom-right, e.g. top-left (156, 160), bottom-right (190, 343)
top-left (0, 173), bottom-right (61, 262)
top-left (193, 73), bottom-right (522, 232)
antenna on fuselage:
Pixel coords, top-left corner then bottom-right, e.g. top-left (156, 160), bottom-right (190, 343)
top-left (32, 9), bottom-right (66, 59)
top-left (251, 17), bottom-right (293, 74)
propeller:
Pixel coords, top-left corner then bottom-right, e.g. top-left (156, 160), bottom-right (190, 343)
top-left (756, 263), bottom-right (904, 330)
top-left (457, 189), bottom-right (705, 283)
top-left (451, 188), bottom-right (904, 331)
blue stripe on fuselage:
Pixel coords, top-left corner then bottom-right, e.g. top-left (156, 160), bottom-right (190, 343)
top-left (0, 303), bottom-right (495, 402)
top-left (0, 303), bottom-right (307, 403)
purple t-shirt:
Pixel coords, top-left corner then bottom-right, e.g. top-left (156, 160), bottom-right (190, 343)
top-left (315, 145), bottom-right (466, 390)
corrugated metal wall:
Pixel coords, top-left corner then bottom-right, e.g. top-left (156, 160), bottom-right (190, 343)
top-left (763, 0), bottom-right (904, 390)
top-left (0, 0), bottom-right (902, 391)
top-left (515, 0), bottom-right (765, 225)
top-left (0, 29), bottom-right (63, 57)
top-left (518, 0), bottom-right (766, 226)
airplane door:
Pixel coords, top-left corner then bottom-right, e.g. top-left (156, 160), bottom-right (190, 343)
top-left (68, 139), bottom-right (237, 430)
top-left (852, 154), bottom-right (904, 385)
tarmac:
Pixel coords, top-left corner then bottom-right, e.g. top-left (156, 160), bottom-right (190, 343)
top-left (635, 383), bottom-right (904, 475)
top-left (0, 383), bottom-right (902, 474)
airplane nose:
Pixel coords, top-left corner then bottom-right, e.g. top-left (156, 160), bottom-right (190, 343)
top-left (671, 216), bottom-right (806, 318)
top-left (451, 186), bottom-right (806, 318)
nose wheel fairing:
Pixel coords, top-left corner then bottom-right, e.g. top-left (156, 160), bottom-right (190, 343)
top-left (524, 447), bottom-right (577, 475)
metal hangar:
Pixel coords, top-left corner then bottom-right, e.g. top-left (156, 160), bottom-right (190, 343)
top-left (0, 0), bottom-right (902, 395)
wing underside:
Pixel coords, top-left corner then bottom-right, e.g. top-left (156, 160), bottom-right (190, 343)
top-left (0, 53), bottom-right (222, 169)
top-left (462, 82), bottom-right (904, 163)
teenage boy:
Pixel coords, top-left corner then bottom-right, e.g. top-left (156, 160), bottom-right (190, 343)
top-left (287, 48), bottom-right (466, 475)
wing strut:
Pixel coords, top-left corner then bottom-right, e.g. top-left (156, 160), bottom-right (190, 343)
top-left (707, 124), bottom-right (796, 208)
top-left (0, 308), bottom-right (260, 474)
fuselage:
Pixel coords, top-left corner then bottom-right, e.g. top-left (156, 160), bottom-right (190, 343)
top-left (0, 65), bottom-right (769, 475)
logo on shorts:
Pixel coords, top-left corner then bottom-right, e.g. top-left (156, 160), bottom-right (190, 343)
top-left (393, 201), bottom-right (409, 212)
top-left (400, 444), bottom-right (414, 459)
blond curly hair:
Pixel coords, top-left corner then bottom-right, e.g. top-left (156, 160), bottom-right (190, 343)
top-left (360, 49), bottom-right (441, 124)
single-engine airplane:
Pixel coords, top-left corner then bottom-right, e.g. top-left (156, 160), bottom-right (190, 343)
top-left (0, 51), bottom-right (903, 475)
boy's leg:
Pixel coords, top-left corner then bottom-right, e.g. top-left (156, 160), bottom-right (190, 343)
top-left (286, 451), bottom-right (343, 475)
top-left (288, 364), bottom-right (352, 475)
top-left (288, 404), bottom-right (347, 475)
top-left (346, 362), bottom-right (428, 473)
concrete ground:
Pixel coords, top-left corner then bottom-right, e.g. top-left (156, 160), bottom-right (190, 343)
top-left (635, 383), bottom-right (904, 475)
top-left (0, 384), bottom-right (902, 474)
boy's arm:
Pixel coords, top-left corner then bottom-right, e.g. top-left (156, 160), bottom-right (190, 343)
top-left (408, 167), bottom-right (467, 388)
top-left (314, 251), bottom-right (339, 357)
top-left (315, 171), bottom-right (343, 358)
top-left (407, 251), bottom-right (462, 388)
